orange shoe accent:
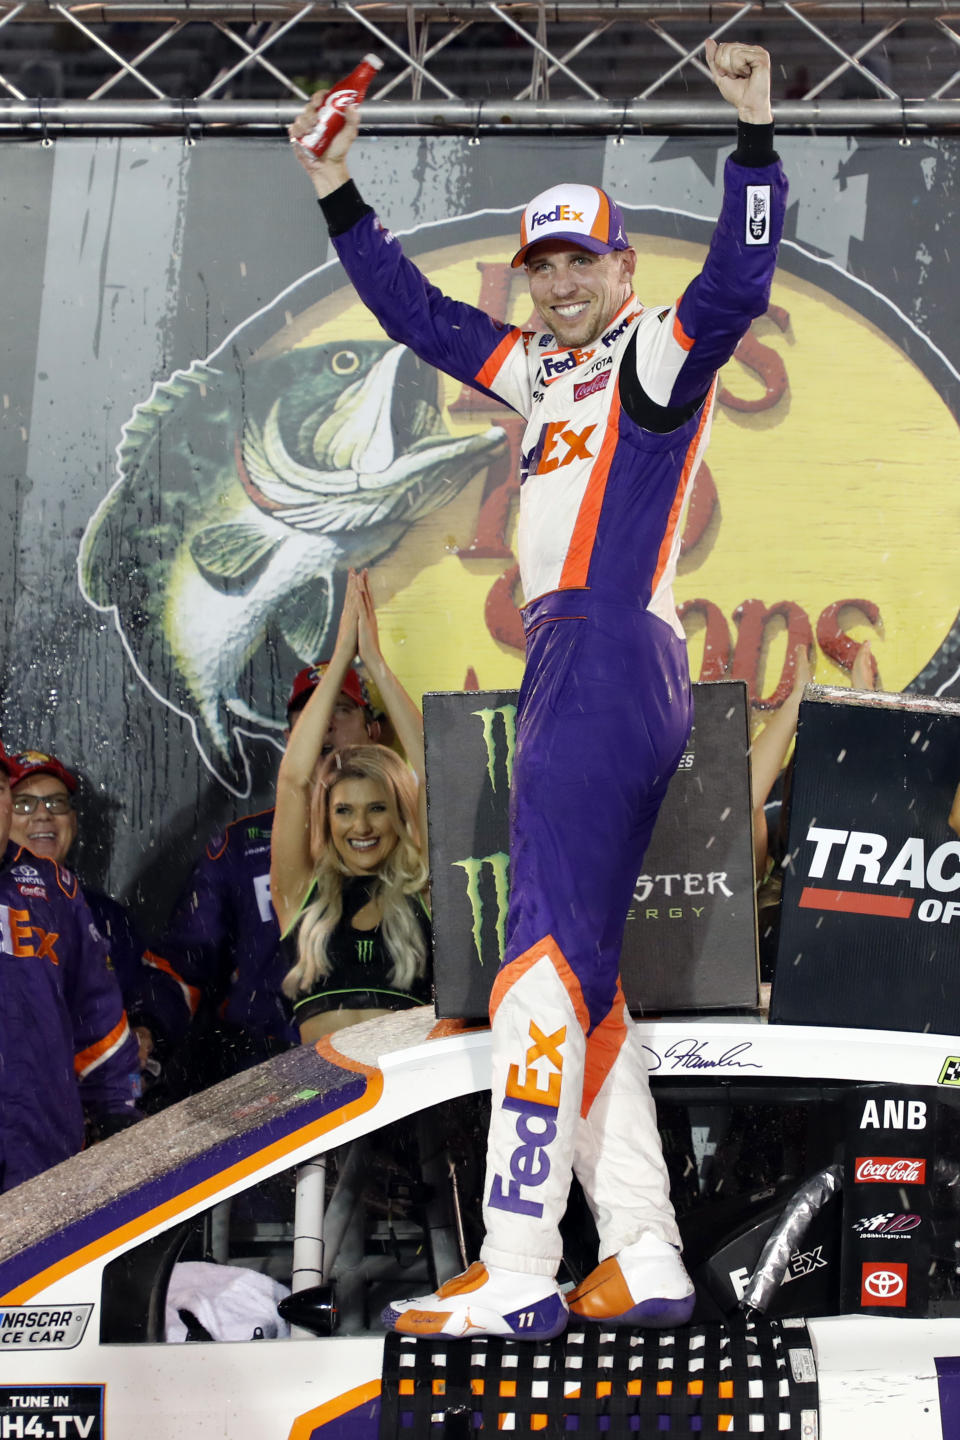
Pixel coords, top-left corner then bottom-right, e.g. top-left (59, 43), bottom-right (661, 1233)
top-left (395, 1308), bottom-right (455, 1335)
top-left (435, 1262), bottom-right (489, 1299)
top-left (567, 1256), bottom-right (634, 1320)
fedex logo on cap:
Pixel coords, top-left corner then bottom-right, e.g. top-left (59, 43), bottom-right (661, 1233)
top-left (531, 203), bottom-right (585, 231)
top-left (514, 183), bottom-right (623, 267)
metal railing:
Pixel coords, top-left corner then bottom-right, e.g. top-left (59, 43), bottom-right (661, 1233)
top-left (2, 1), bottom-right (960, 134)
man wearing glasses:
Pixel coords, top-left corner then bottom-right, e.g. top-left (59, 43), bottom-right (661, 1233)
top-left (0, 741), bottom-right (141, 1190)
top-left (8, 750), bottom-right (79, 866)
top-left (9, 751), bottom-right (183, 1081)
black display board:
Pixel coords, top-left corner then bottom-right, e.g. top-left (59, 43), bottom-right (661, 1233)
top-left (425, 681), bottom-right (757, 1019)
top-left (771, 685), bottom-right (960, 1033)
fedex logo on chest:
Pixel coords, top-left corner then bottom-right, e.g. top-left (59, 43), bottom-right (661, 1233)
top-left (540, 346), bottom-right (596, 383)
top-left (522, 421), bottom-right (597, 481)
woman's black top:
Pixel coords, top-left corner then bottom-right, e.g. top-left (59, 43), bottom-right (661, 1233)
top-left (291, 875), bottom-right (433, 1025)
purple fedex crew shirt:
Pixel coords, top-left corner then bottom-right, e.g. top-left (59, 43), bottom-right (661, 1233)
top-left (0, 842), bottom-right (140, 1192)
top-left (155, 809), bottom-right (296, 1051)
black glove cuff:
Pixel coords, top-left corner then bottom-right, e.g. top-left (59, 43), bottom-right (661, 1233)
top-left (318, 180), bottom-right (373, 236)
top-left (732, 119), bottom-right (778, 167)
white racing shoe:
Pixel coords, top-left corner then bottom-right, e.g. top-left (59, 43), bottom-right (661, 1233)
top-left (567, 1233), bottom-right (695, 1328)
top-left (382, 1261), bottom-right (569, 1340)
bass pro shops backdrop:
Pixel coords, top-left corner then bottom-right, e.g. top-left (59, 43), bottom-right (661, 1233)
top-left (1, 132), bottom-right (959, 933)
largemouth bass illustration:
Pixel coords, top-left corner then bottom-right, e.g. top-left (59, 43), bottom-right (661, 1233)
top-left (79, 338), bottom-right (505, 790)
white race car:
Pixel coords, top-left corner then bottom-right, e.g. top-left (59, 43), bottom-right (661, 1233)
top-left (1, 1011), bottom-right (959, 1439)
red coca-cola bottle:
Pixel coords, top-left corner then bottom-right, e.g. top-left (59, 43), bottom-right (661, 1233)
top-left (295, 54), bottom-right (383, 158)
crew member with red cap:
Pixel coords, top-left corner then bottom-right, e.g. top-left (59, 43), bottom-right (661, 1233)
top-left (0, 740), bottom-right (141, 1190)
top-left (290, 38), bottom-right (786, 1338)
top-left (8, 749), bottom-right (185, 1074)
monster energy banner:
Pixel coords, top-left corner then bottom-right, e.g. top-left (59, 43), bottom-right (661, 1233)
top-left (425, 681), bottom-right (756, 1018)
top-left (2, 135), bottom-right (960, 941)
top-left (771, 687), bottom-right (960, 1035)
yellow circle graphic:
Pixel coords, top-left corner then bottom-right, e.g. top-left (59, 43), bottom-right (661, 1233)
top-left (276, 230), bottom-right (960, 711)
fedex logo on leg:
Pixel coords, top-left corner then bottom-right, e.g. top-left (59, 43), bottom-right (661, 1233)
top-left (489, 1022), bottom-right (565, 1218)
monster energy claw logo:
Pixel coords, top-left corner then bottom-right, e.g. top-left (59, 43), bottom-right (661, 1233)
top-left (472, 705), bottom-right (516, 792)
top-left (355, 938), bottom-right (375, 965)
top-left (455, 853), bottom-right (510, 966)
top-left (452, 704), bottom-right (517, 967)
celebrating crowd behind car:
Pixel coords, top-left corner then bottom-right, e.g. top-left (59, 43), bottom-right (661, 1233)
top-left (0, 574), bottom-right (889, 1192)
top-left (0, 575), bottom-right (435, 1189)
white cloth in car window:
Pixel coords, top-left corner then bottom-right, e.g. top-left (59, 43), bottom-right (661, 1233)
top-left (165, 1260), bottom-right (291, 1342)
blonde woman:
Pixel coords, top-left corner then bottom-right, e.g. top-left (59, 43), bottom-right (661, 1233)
top-left (270, 570), bottom-right (432, 1042)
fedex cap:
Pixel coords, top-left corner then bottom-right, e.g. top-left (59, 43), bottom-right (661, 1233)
top-left (286, 661), bottom-right (373, 718)
top-left (512, 183), bottom-right (630, 269)
top-left (9, 750), bottom-right (79, 793)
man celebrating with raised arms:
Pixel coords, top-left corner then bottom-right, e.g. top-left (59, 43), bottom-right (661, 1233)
top-left (289, 40), bottom-right (786, 1340)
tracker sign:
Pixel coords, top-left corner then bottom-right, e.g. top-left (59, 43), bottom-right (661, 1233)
top-left (800, 826), bottom-right (960, 921)
top-left (770, 687), bottom-right (960, 1033)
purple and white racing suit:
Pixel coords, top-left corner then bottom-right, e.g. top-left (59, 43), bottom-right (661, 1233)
top-left (322, 129), bottom-right (786, 1275)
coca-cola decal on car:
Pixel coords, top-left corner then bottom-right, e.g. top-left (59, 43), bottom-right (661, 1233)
top-left (855, 1156), bottom-right (926, 1184)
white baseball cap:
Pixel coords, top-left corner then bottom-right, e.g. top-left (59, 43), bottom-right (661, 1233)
top-left (512, 183), bottom-right (631, 268)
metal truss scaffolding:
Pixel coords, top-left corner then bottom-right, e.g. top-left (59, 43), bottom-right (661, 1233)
top-left (2, 1), bottom-right (960, 135)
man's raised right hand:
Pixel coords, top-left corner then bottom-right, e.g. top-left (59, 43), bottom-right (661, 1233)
top-left (288, 94), bottom-right (360, 198)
